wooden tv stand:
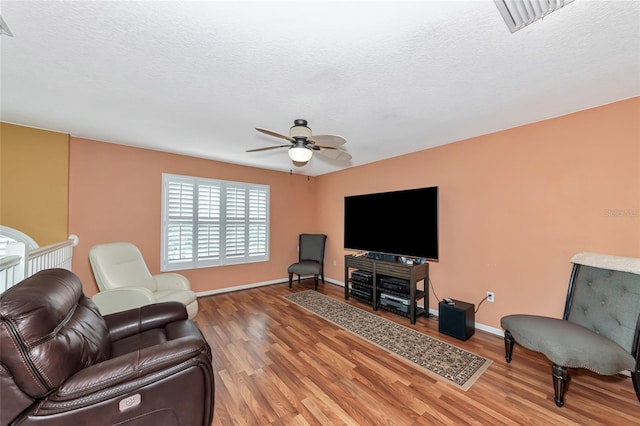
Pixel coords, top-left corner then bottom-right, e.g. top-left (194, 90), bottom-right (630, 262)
top-left (344, 255), bottom-right (429, 324)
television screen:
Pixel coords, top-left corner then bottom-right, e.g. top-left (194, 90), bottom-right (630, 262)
top-left (344, 186), bottom-right (438, 261)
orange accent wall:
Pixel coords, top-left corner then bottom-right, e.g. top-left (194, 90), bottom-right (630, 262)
top-left (0, 122), bottom-right (69, 245)
top-left (68, 138), bottom-right (318, 295)
top-left (317, 97), bottom-right (640, 329)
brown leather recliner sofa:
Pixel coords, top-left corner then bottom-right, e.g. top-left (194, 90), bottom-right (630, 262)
top-left (0, 268), bottom-right (214, 426)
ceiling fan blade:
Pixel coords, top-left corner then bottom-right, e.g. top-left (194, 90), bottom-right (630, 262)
top-left (307, 134), bottom-right (346, 147)
top-left (255, 127), bottom-right (295, 142)
top-left (315, 148), bottom-right (352, 161)
top-left (246, 145), bottom-right (290, 152)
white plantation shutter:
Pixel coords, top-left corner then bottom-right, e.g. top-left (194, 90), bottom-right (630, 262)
top-left (224, 185), bottom-right (246, 262)
top-left (162, 174), bottom-right (269, 271)
top-left (248, 188), bottom-right (268, 256)
top-left (197, 183), bottom-right (221, 262)
top-left (166, 179), bottom-right (194, 264)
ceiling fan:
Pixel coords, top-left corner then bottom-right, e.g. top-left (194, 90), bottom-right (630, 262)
top-left (248, 119), bottom-right (352, 166)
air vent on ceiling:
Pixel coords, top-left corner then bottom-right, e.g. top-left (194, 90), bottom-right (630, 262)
top-left (494, 0), bottom-right (576, 33)
top-left (0, 14), bottom-right (13, 37)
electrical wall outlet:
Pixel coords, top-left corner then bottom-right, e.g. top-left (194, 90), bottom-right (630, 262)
top-left (487, 291), bottom-right (495, 303)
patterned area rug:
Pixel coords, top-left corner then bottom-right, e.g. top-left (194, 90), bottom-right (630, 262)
top-left (284, 290), bottom-right (492, 391)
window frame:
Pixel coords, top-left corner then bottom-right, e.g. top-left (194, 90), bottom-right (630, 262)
top-left (161, 173), bottom-right (269, 272)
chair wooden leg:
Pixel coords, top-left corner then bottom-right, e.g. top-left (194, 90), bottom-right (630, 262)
top-left (321, 272), bottom-right (325, 284)
top-left (632, 368), bottom-right (640, 403)
top-left (314, 275), bottom-right (318, 291)
top-left (504, 330), bottom-right (515, 363)
top-left (552, 364), bottom-right (569, 407)
top-left (289, 273), bottom-right (293, 288)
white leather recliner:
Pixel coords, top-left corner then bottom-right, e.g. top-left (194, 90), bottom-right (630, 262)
top-left (89, 242), bottom-right (198, 319)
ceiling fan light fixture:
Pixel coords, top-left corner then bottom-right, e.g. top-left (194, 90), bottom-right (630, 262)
top-left (289, 145), bottom-right (313, 162)
top-left (251, 119), bottom-right (350, 166)
top-left (290, 123), bottom-right (312, 138)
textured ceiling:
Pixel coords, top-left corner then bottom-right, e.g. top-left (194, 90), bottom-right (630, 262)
top-left (1, 1), bottom-right (638, 176)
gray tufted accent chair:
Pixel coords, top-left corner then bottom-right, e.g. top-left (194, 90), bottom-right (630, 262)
top-left (288, 234), bottom-right (327, 291)
top-left (501, 252), bottom-right (640, 407)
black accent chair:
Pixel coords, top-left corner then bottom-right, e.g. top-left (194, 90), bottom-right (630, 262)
top-left (1, 268), bottom-right (214, 425)
top-left (288, 234), bottom-right (327, 291)
top-left (501, 252), bottom-right (640, 407)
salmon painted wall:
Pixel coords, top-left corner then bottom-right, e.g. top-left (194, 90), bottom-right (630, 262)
top-left (8, 97), bottom-right (640, 332)
top-left (0, 123), bottom-right (69, 245)
top-left (316, 97), bottom-right (640, 330)
top-left (68, 138), bottom-right (318, 296)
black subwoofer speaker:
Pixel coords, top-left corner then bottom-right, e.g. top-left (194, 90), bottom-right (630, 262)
top-left (438, 299), bottom-right (475, 341)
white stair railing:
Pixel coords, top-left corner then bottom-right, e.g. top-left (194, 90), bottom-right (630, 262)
top-left (0, 242), bottom-right (26, 293)
top-left (0, 236), bottom-right (77, 293)
top-left (27, 239), bottom-right (75, 277)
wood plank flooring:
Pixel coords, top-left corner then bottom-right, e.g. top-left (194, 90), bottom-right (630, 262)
top-left (194, 280), bottom-right (640, 425)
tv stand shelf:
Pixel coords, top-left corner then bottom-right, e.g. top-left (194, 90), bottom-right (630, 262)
top-left (344, 255), bottom-right (429, 324)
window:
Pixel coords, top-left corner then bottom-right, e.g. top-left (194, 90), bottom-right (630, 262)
top-left (161, 173), bottom-right (269, 271)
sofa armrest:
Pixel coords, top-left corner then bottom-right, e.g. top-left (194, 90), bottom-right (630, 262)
top-left (154, 272), bottom-right (191, 291)
top-left (92, 287), bottom-right (156, 316)
top-left (104, 302), bottom-right (188, 342)
top-left (1, 363), bottom-right (34, 426)
top-left (46, 334), bottom-right (208, 403)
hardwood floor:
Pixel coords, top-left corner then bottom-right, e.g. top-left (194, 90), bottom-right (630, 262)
top-left (194, 280), bottom-right (639, 425)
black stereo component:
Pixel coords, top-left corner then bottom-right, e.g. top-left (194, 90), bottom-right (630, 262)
top-left (351, 287), bottom-right (373, 301)
top-left (379, 293), bottom-right (410, 313)
top-left (351, 269), bottom-right (373, 284)
top-left (366, 252), bottom-right (397, 262)
top-left (379, 276), bottom-right (409, 293)
top-left (352, 283), bottom-right (372, 294)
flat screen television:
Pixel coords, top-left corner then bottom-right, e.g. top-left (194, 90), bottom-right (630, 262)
top-left (344, 186), bottom-right (438, 261)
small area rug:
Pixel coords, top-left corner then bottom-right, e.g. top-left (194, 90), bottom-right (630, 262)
top-left (284, 290), bottom-right (492, 391)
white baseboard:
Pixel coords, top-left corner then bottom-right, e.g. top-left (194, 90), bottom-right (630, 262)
top-left (198, 278), bottom-right (504, 337)
top-left (195, 277), bottom-right (288, 297)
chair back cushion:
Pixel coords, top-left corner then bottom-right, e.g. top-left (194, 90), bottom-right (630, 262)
top-left (567, 252), bottom-right (640, 354)
top-left (299, 234), bottom-right (327, 263)
top-left (89, 242), bottom-right (157, 291)
top-left (0, 269), bottom-right (110, 398)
